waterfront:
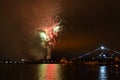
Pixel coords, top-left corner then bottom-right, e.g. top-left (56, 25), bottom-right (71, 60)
top-left (0, 64), bottom-right (120, 80)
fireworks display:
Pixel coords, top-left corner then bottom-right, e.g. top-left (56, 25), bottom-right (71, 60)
top-left (38, 19), bottom-right (62, 45)
top-left (37, 19), bottom-right (62, 59)
top-left (33, 0), bottom-right (63, 60)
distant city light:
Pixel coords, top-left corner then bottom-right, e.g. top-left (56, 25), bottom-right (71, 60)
top-left (21, 59), bottom-right (25, 62)
top-left (5, 61), bottom-right (8, 64)
top-left (103, 54), bottom-right (106, 57)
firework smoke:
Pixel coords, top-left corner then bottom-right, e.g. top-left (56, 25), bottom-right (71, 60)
top-left (36, 19), bottom-right (62, 60)
top-left (30, 0), bottom-right (63, 60)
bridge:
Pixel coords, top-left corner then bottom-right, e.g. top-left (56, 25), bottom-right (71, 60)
top-left (74, 46), bottom-right (120, 64)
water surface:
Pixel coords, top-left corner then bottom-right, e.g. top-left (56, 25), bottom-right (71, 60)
top-left (0, 64), bottom-right (120, 80)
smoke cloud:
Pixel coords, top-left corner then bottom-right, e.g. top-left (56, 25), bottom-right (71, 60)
top-left (0, 0), bottom-right (62, 60)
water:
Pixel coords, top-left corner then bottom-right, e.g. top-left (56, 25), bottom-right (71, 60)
top-left (0, 64), bottom-right (120, 80)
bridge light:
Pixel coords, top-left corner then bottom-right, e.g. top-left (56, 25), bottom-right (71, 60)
top-left (101, 46), bottom-right (105, 50)
top-left (103, 54), bottom-right (106, 57)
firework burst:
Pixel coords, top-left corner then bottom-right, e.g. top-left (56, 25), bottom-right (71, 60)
top-left (37, 18), bottom-right (62, 59)
top-left (33, 0), bottom-right (63, 60)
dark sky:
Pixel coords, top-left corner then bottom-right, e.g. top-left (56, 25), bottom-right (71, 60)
top-left (0, 0), bottom-right (120, 59)
top-left (54, 0), bottom-right (120, 58)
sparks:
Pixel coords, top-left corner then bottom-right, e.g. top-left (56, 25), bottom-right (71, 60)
top-left (38, 19), bottom-right (62, 47)
top-left (33, 0), bottom-right (63, 60)
top-left (39, 31), bottom-right (49, 42)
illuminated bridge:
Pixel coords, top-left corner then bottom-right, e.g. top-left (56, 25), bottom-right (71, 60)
top-left (77, 46), bottom-right (120, 62)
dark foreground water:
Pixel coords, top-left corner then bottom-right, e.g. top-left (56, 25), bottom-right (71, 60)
top-left (0, 64), bottom-right (120, 80)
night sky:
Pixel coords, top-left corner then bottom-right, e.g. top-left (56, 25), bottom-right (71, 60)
top-left (0, 0), bottom-right (120, 59)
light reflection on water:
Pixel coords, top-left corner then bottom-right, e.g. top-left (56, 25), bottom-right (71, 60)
top-left (98, 66), bottom-right (108, 80)
top-left (38, 64), bottom-right (62, 80)
top-left (0, 64), bottom-right (120, 80)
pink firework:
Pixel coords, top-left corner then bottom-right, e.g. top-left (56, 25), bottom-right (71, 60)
top-left (38, 17), bottom-right (62, 48)
top-left (33, 0), bottom-right (63, 60)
